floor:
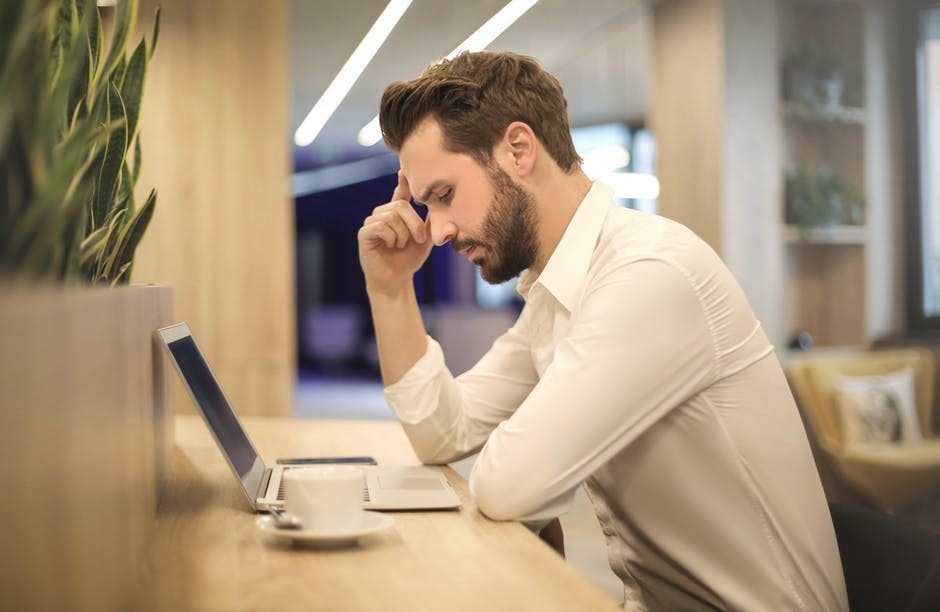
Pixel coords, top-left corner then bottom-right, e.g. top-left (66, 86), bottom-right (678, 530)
top-left (295, 378), bottom-right (625, 604)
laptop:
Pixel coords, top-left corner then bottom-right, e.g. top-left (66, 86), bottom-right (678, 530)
top-left (157, 323), bottom-right (461, 512)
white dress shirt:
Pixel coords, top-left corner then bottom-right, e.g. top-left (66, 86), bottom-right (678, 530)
top-left (385, 182), bottom-right (849, 612)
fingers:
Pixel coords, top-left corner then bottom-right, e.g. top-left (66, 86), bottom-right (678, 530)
top-left (360, 173), bottom-right (424, 251)
top-left (362, 200), bottom-right (427, 248)
top-left (391, 171), bottom-right (412, 204)
top-left (358, 220), bottom-right (401, 249)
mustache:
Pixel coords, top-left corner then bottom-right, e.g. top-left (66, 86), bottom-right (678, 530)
top-left (451, 237), bottom-right (485, 253)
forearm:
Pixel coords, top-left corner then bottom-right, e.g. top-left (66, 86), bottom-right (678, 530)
top-left (384, 323), bottom-right (539, 465)
top-left (367, 283), bottom-right (428, 386)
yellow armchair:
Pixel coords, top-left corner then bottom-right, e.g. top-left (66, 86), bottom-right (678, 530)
top-left (788, 348), bottom-right (940, 511)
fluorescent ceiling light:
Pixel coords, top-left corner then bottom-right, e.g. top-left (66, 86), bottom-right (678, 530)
top-left (445, 0), bottom-right (539, 59)
top-left (358, 116), bottom-right (382, 147)
top-left (599, 172), bottom-right (660, 200)
top-left (295, 0), bottom-right (412, 147)
top-left (358, 0), bottom-right (539, 147)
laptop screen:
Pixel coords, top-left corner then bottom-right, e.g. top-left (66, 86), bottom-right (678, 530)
top-left (160, 325), bottom-right (267, 507)
top-left (166, 335), bottom-right (258, 476)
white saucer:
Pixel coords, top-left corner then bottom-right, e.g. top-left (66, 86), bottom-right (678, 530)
top-left (256, 511), bottom-right (394, 546)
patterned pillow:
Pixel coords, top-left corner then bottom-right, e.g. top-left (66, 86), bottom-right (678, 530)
top-left (833, 368), bottom-right (923, 445)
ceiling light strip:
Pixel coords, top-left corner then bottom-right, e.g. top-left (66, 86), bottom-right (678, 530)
top-left (295, 0), bottom-right (413, 147)
top-left (445, 0), bottom-right (538, 59)
top-left (357, 0), bottom-right (539, 147)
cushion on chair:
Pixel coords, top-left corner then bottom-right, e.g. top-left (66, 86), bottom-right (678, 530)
top-left (834, 368), bottom-right (923, 446)
top-left (790, 349), bottom-right (936, 448)
top-left (787, 349), bottom-right (940, 510)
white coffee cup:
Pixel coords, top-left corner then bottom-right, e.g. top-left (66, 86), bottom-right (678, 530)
top-left (282, 466), bottom-right (364, 532)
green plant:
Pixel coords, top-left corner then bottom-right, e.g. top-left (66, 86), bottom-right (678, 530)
top-left (785, 165), bottom-right (865, 235)
top-left (0, 0), bottom-right (159, 286)
top-left (785, 45), bottom-right (852, 108)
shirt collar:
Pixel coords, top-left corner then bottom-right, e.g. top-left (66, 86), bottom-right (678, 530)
top-left (516, 181), bottom-right (614, 311)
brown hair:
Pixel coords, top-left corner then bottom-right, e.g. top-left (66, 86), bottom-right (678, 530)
top-left (379, 51), bottom-right (582, 172)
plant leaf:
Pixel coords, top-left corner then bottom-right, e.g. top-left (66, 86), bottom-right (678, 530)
top-left (110, 187), bottom-right (155, 280)
top-left (13, 120), bottom-right (106, 273)
top-left (118, 159), bottom-right (135, 216)
top-left (78, 222), bottom-right (109, 267)
top-left (110, 260), bottom-right (133, 286)
top-left (97, 206), bottom-right (126, 279)
top-left (92, 82), bottom-right (127, 229)
top-left (149, 6), bottom-right (160, 60)
top-left (92, 0), bottom-right (137, 100)
top-left (132, 134), bottom-right (141, 184)
top-left (121, 39), bottom-right (147, 143)
top-left (51, 0), bottom-right (73, 86)
top-left (111, 53), bottom-right (127, 91)
top-left (68, 1), bottom-right (97, 120)
top-left (61, 201), bottom-right (89, 280)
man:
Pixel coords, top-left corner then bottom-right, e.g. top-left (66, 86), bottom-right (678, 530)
top-left (357, 51), bottom-right (848, 612)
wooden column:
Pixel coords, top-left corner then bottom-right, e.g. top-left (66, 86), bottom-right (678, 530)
top-left (652, 0), bottom-right (785, 347)
top-left (651, 0), bottom-right (724, 252)
top-left (132, 0), bottom-right (295, 416)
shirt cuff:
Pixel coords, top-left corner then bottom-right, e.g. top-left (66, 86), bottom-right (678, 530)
top-left (383, 335), bottom-right (446, 424)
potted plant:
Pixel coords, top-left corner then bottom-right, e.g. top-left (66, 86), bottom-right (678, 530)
top-left (0, 3), bottom-right (171, 607)
top-left (1, 0), bottom-right (159, 284)
top-left (785, 45), bottom-right (846, 109)
top-left (785, 165), bottom-right (865, 236)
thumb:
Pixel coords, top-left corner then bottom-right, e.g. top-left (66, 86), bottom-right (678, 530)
top-left (391, 170), bottom-right (412, 203)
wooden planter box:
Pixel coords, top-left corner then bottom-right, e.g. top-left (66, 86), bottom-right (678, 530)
top-left (0, 284), bottom-right (174, 611)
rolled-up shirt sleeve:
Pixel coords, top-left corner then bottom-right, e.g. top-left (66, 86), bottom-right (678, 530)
top-left (384, 316), bottom-right (540, 465)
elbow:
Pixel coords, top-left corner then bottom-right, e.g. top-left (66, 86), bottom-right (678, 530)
top-left (400, 421), bottom-right (479, 466)
top-left (412, 447), bottom-right (453, 466)
top-left (469, 469), bottom-right (538, 521)
top-left (469, 456), bottom-right (575, 522)
top-left (408, 436), bottom-right (470, 466)
top-left (471, 481), bottom-right (517, 521)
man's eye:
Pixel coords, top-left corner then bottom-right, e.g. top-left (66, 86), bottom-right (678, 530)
top-left (439, 189), bottom-right (453, 203)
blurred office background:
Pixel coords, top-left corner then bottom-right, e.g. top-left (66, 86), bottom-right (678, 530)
top-left (126, 0), bottom-right (940, 600)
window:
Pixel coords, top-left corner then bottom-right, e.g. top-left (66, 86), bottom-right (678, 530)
top-left (906, 2), bottom-right (940, 330)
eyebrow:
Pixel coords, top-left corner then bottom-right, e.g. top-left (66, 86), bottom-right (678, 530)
top-left (416, 180), bottom-right (448, 205)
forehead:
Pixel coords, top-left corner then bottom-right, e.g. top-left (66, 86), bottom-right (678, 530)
top-left (399, 118), bottom-right (483, 199)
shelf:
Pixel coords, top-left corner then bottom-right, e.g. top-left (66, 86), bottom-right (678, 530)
top-left (784, 225), bottom-right (867, 244)
top-left (788, 0), bottom-right (861, 6)
top-left (781, 101), bottom-right (867, 125)
top-left (779, 344), bottom-right (867, 367)
top-left (779, 0), bottom-right (873, 350)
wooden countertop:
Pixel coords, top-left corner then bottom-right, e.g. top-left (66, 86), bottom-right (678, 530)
top-left (135, 415), bottom-right (624, 611)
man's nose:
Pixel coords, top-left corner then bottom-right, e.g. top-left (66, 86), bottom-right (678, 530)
top-left (429, 213), bottom-right (457, 246)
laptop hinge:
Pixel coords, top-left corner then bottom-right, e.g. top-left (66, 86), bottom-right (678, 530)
top-left (258, 467), bottom-right (272, 500)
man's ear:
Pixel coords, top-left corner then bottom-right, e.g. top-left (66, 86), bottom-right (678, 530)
top-left (501, 121), bottom-right (537, 177)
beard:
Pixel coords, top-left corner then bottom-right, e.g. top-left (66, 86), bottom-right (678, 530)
top-left (452, 164), bottom-right (540, 285)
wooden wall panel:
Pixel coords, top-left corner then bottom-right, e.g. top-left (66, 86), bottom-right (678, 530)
top-left (0, 286), bottom-right (174, 612)
top-left (653, 0), bottom-right (785, 347)
top-left (789, 245), bottom-right (867, 347)
top-left (131, 0), bottom-right (295, 416)
top-left (651, 0), bottom-right (724, 252)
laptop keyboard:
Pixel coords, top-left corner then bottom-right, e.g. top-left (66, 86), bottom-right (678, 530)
top-left (276, 467), bottom-right (371, 503)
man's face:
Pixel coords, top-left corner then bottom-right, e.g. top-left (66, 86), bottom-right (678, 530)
top-left (400, 119), bottom-right (540, 284)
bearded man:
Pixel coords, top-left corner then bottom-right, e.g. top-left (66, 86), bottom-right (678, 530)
top-left (356, 50), bottom-right (848, 612)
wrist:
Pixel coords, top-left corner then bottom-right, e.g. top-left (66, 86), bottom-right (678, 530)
top-left (366, 281), bottom-right (415, 303)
